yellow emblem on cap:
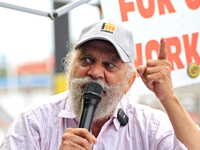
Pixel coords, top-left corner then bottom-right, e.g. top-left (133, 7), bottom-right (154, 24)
top-left (101, 23), bottom-right (116, 34)
top-left (187, 63), bottom-right (200, 78)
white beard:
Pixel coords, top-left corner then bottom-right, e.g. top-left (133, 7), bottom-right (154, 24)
top-left (68, 76), bottom-right (126, 122)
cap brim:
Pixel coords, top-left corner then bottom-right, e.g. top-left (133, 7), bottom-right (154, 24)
top-left (74, 37), bottom-right (131, 63)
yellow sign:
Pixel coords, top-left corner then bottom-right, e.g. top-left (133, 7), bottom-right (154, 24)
top-left (54, 73), bottom-right (68, 94)
top-left (187, 63), bottom-right (200, 78)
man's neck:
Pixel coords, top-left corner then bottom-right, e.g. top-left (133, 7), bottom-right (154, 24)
top-left (91, 117), bottom-right (110, 138)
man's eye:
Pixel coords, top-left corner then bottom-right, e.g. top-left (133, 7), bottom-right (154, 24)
top-left (82, 57), bottom-right (91, 62)
top-left (104, 62), bottom-right (114, 68)
top-left (104, 62), bottom-right (118, 72)
top-left (80, 57), bottom-right (93, 65)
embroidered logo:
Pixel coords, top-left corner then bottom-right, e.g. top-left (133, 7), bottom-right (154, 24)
top-left (101, 22), bottom-right (116, 34)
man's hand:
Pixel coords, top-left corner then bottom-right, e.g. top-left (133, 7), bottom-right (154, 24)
top-left (137, 38), bottom-right (174, 101)
top-left (59, 128), bottom-right (97, 150)
top-left (137, 38), bottom-right (200, 149)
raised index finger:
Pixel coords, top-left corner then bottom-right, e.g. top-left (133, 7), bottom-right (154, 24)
top-left (158, 37), bottom-right (167, 60)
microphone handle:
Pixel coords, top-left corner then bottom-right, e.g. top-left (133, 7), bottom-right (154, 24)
top-left (78, 98), bottom-right (99, 131)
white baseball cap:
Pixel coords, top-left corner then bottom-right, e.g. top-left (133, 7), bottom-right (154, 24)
top-left (74, 19), bottom-right (136, 64)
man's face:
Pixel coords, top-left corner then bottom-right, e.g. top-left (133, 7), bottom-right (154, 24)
top-left (68, 40), bottom-right (132, 121)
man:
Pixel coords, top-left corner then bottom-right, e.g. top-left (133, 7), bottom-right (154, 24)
top-left (1, 19), bottom-right (200, 149)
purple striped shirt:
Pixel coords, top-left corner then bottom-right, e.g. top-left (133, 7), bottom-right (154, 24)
top-left (0, 91), bottom-right (188, 149)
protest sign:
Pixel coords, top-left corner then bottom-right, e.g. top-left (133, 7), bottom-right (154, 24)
top-left (100, 0), bottom-right (200, 95)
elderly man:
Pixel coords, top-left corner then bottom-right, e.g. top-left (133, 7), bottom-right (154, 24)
top-left (1, 19), bottom-right (200, 150)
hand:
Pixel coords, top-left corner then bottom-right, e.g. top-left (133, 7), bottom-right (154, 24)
top-left (59, 128), bottom-right (97, 150)
top-left (137, 38), bottom-right (174, 101)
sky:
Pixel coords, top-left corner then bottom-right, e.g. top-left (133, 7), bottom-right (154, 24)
top-left (0, 0), bottom-right (54, 66)
top-left (0, 0), bottom-right (100, 66)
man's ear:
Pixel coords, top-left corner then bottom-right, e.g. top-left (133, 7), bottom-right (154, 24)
top-left (125, 74), bottom-right (136, 94)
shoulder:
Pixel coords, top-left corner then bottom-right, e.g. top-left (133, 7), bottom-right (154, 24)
top-left (121, 95), bottom-right (169, 124)
top-left (120, 96), bottom-right (173, 135)
top-left (22, 91), bottom-right (70, 117)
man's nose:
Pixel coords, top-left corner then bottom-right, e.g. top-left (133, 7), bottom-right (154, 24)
top-left (87, 62), bottom-right (104, 79)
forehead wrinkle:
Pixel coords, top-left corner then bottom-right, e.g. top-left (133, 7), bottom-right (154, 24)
top-left (78, 50), bottom-right (92, 57)
top-left (80, 48), bottom-right (121, 63)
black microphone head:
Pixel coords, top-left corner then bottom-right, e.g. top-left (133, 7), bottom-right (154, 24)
top-left (82, 82), bottom-right (103, 102)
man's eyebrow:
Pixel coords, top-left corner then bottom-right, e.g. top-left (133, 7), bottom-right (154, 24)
top-left (78, 50), bottom-right (93, 57)
top-left (78, 49), bottom-right (121, 63)
top-left (107, 55), bottom-right (121, 63)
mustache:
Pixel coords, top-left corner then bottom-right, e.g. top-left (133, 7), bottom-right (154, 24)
top-left (69, 76), bottom-right (117, 94)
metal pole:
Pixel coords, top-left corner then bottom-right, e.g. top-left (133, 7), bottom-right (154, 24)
top-left (0, 2), bottom-right (49, 17)
top-left (0, 0), bottom-right (91, 20)
top-left (49, 0), bottom-right (91, 19)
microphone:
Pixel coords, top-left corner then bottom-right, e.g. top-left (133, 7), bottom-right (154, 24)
top-left (78, 82), bottom-right (103, 131)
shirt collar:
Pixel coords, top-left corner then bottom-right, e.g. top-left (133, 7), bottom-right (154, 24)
top-left (58, 93), bottom-right (79, 121)
top-left (112, 103), bottom-right (122, 131)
